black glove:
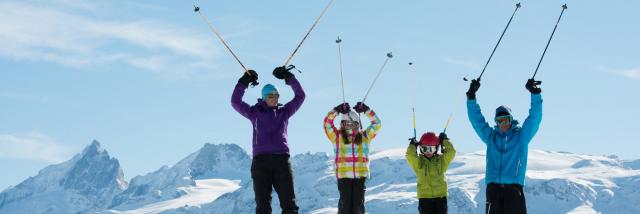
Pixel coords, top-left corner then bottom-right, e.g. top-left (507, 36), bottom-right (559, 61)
top-left (333, 102), bottom-right (350, 114)
top-left (353, 102), bottom-right (370, 113)
top-left (466, 79), bottom-right (480, 100)
top-left (526, 78), bottom-right (542, 94)
top-left (438, 132), bottom-right (448, 144)
top-left (409, 137), bottom-right (418, 146)
top-left (273, 66), bottom-right (294, 82)
top-left (238, 70), bottom-right (259, 87)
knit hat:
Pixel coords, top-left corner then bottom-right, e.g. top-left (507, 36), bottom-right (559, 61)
top-left (261, 84), bottom-right (279, 100)
top-left (495, 105), bottom-right (512, 117)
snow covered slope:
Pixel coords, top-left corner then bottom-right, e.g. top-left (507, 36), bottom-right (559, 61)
top-left (107, 143), bottom-right (250, 213)
top-left (0, 140), bottom-right (127, 214)
top-left (2, 142), bottom-right (639, 214)
top-left (163, 147), bottom-right (640, 214)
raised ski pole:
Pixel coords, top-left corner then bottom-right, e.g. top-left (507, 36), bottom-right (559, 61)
top-left (336, 37), bottom-right (346, 105)
top-left (361, 52), bottom-right (393, 104)
top-left (466, 2), bottom-right (522, 82)
top-left (283, 0), bottom-right (336, 67)
top-left (442, 113), bottom-right (453, 134)
top-left (193, 6), bottom-right (257, 86)
top-left (531, 4), bottom-right (568, 80)
top-left (438, 113), bottom-right (453, 154)
top-left (409, 62), bottom-right (417, 139)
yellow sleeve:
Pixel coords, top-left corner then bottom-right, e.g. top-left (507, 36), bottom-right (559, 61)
top-left (323, 110), bottom-right (339, 144)
top-left (363, 109), bottom-right (381, 142)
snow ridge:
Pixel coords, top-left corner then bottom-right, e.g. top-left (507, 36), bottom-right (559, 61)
top-left (2, 142), bottom-right (639, 214)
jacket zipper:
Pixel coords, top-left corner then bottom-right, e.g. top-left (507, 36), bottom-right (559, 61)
top-left (515, 159), bottom-right (521, 177)
top-left (352, 142), bottom-right (356, 178)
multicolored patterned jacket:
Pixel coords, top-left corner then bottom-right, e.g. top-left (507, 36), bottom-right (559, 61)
top-left (323, 109), bottom-right (381, 179)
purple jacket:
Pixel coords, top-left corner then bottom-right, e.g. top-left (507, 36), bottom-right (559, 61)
top-left (231, 77), bottom-right (306, 156)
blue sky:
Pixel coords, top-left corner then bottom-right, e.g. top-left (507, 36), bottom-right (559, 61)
top-left (1, 0), bottom-right (639, 189)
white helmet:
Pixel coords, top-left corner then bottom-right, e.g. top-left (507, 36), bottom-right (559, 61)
top-left (341, 111), bottom-right (360, 123)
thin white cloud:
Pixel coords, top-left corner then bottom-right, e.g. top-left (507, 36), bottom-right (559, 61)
top-left (0, 91), bottom-right (51, 103)
top-left (597, 66), bottom-right (640, 80)
top-left (619, 68), bottom-right (640, 79)
top-left (0, 133), bottom-right (72, 163)
top-left (443, 57), bottom-right (480, 70)
top-left (0, 1), bottom-right (221, 78)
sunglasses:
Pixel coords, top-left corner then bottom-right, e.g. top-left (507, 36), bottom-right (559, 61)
top-left (420, 145), bottom-right (438, 154)
top-left (495, 115), bottom-right (511, 126)
top-left (341, 121), bottom-right (359, 127)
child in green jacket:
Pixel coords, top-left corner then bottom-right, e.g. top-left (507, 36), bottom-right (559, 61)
top-left (406, 132), bottom-right (456, 214)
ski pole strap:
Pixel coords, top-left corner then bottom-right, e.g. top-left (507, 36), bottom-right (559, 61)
top-left (283, 0), bottom-right (336, 66)
top-left (361, 52), bottom-right (393, 103)
top-left (477, 2), bottom-right (521, 81)
top-left (532, 4), bottom-right (567, 79)
top-left (194, 6), bottom-right (250, 75)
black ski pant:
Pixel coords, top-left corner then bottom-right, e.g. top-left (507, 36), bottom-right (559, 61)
top-left (485, 183), bottom-right (527, 214)
top-left (251, 154), bottom-right (299, 214)
top-left (419, 197), bottom-right (448, 214)
top-left (337, 177), bottom-right (366, 214)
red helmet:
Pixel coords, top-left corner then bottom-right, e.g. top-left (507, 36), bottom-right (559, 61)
top-left (419, 132), bottom-right (438, 146)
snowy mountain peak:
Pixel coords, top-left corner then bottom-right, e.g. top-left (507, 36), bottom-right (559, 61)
top-left (62, 141), bottom-right (126, 192)
top-left (82, 139), bottom-right (106, 156)
top-left (108, 143), bottom-right (251, 211)
top-left (188, 143), bottom-right (250, 179)
top-left (0, 140), bottom-right (127, 213)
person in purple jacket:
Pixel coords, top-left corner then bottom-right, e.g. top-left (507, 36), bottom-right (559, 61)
top-left (231, 66), bottom-right (305, 214)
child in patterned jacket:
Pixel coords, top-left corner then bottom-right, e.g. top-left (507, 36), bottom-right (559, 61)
top-left (323, 102), bottom-right (381, 214)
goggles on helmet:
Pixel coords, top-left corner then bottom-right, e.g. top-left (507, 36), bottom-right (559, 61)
top-left (420, 145), bottom-right (438, 155)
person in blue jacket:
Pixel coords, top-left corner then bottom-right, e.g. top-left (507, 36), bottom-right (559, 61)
top-left (465, 78), bottom-right (542, 214)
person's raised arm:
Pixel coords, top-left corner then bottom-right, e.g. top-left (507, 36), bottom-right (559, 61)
top-left (324, 103), bottom-right (350, 144)
top-left (231, 70), bottom-right (258, 119)
top-left (522, 79), bottom-right (543, 144)
top-left (405, 138), bottom-right (420, 173)
top-left (274, 66), bottom-right (306, 117)
top-left (466, 79), bottom-right (493, 143)
top-left (354, 102), bottom-right (381, 141)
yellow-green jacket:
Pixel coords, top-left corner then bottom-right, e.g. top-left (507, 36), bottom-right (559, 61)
top-left (405, 139), bottom-right (456, 198)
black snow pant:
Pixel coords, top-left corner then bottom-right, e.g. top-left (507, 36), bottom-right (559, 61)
top-left (337, 177), bottom-right (366, 214)
top-left (418, 197), bottom-right (448, 214)
top-left (486, 183), bottom-right (527, 214)
top-left (251, 154), bottom-right (299, 214)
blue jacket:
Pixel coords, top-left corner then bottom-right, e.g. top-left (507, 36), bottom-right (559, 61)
top-left (466, 94), bottom-right (542, 185)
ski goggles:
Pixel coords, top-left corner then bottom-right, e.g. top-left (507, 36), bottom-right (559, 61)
top-left (419, 145), bottom-right (438, 154)
top-left (495, 115), bottom-right (511, 126)
top-left (341, 120), bottom-right (359, 128)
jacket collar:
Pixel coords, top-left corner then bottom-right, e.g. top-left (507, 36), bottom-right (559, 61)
top-left (255, 99), bottom-right (282, 109)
